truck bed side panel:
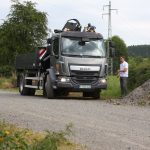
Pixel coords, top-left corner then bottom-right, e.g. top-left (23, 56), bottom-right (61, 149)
top-left (15, 52), bottom-right (40, 70)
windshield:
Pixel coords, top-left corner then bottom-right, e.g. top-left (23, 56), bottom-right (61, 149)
top-left (62, 37), bottom-right (106, 57)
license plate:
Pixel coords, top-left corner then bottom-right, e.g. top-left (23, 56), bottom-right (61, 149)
top-left (79, 85), bottom-right (91, 89)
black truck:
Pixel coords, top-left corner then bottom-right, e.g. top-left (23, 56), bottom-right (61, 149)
top-left (16, 19), bottom-right (113, 99)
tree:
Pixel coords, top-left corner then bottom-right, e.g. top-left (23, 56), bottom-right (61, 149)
top-left (111, 35), bottom-right (128, 73)
top-left (0, 0), bottom-right (48, 66)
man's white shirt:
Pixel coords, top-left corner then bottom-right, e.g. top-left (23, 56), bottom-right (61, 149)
top-left (120, 61), bottom-right (128, 77)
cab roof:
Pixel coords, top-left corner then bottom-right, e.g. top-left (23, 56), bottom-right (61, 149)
top-left (60, 31), bottom-right (103, 39)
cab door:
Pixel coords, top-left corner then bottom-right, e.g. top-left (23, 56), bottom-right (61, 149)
top-left (50, 37), bottom-right (59, 67)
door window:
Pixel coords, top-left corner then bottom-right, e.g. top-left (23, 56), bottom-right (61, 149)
top-left (53, 38), bottom-right (59, 56)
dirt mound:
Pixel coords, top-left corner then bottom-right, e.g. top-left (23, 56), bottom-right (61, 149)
top-left (122, 79), bottom-right (150, 106)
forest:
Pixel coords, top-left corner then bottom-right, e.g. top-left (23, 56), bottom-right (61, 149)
top-left (128, 45), bottom-right (150, 57)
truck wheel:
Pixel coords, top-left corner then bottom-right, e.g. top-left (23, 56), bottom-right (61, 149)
top-left (19, 74), bottom-right (30, 95)
top-left (19, 74), bottom-right (36, 96)
top-left (45, 74), bottom-right (54, 99)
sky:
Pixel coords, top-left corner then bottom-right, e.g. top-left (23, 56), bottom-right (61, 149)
top-left (0, 0), bottom-right (150, 46)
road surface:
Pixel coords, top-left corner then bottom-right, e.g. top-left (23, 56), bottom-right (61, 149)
top-left (0, 90), bottom-right (150, 150)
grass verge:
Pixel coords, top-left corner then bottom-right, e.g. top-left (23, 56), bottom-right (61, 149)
top-left (101, 76), bottom-right (121, 99)
top-left (0, 77), bottom-right (16, 89)
top-left (0, 121), bottom-right (86, 150)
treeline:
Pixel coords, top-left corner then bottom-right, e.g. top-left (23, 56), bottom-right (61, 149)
top-left (128, 45), bottom-right (150, 57)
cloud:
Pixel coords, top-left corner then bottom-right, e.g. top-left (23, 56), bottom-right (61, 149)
top-left (0, 0), bottom-right (150, 45)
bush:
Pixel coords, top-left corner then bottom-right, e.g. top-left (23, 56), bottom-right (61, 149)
top-left (0, 66), bottom-right (15, 77)
top-left (128, 57), bottom-right (150, 90)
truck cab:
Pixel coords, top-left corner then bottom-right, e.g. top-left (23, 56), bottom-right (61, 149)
top-left (44, 31), bottom-right (107, 99)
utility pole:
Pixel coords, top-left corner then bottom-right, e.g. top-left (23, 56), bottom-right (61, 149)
top-left (102, 1), bottom-right (118, 74)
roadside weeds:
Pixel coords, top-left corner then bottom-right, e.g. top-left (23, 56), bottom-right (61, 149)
top-left (0, 120), bottom-right (87, 150)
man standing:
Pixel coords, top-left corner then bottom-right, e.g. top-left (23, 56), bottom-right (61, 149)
top-left (119, 56), bottom-right (128, 97)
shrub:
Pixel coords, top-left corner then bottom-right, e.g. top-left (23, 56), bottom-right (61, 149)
top-left (0, 121), bottom-right (31, 150)
top-left (32, 123), bottom-right (73, 150)
top-left (128, 57), bottom-right (150, 90)
top-left (0, 66), bottom-right (15, 77)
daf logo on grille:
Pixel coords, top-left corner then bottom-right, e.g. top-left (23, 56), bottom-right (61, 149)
top-left (80, 67), bottom-right (91, 71)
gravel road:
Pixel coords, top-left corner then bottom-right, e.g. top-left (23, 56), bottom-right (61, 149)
top-left (0, 90), bottom-right (150, 150)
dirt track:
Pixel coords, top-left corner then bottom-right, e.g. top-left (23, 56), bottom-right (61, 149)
top-left (0, 90), bottom-right (150, 150)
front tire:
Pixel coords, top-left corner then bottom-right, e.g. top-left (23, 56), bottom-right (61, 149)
top-left (45, 74), bottom-right (55, 99)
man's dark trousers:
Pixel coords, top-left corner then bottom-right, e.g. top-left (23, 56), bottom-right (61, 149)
top-left (120, 77), bottom-right (128, 96)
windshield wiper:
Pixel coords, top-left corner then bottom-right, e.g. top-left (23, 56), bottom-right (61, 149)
top-left (62, 54), bottom-right (82, 57)
top-left (81, 55), bottom-right (105, 58)
top-left (62, 53), bottom-right (105, 58)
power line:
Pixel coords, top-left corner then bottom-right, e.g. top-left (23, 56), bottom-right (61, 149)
top-left (102, 1), bottom-right (118, 39)
top-left (102, 1), bottom-right (118, 74)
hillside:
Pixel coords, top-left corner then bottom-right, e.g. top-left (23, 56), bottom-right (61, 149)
top-left (128, 45), bottom-right (150, 57)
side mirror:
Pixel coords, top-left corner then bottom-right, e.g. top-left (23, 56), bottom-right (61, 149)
top-left (109, 41), bottom-right (115, 57)
top-left (54, 29), bottom-right (62, 33)
top-left (47, 38), bottom-right (52, 44)
top-left (109, 47), bottom-right (115, 57)
top-left (109, 41), bottom-right (115, 47)
top-left (47, 45), bottom-right (53, 56)
top-left (47, 46), bottom-right (58, 58)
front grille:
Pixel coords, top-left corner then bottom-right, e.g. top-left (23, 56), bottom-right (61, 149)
top-left (70, 70), bottom-right (99, 85)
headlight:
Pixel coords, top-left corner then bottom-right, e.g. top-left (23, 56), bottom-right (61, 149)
top-left (59, 77), bottom-right (70, 82)
top-left (99, 79), bottom-right (107, 84)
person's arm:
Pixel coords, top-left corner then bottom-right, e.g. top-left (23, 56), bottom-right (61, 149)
top-left (119, 68), bottom-right (128, 72)
top-left (119, 63), bottom-right (128, 72)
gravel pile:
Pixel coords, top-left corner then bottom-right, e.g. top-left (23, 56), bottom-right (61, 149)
top-left (122, 79), bottom-right (150, 105)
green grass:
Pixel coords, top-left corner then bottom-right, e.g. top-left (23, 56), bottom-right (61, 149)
top-left (0, 77), bottom-right (16, 89)
top-left (101, 76), bottom-right (121, 99)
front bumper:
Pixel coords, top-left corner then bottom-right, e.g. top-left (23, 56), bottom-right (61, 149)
top-left (55, 77), bottom-right (107, 92)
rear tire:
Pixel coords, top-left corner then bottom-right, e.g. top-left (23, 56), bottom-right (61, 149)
top-left (45, 74), bottom-right (54, 99)
top-left (19, 74), bottom-right (35, 96)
